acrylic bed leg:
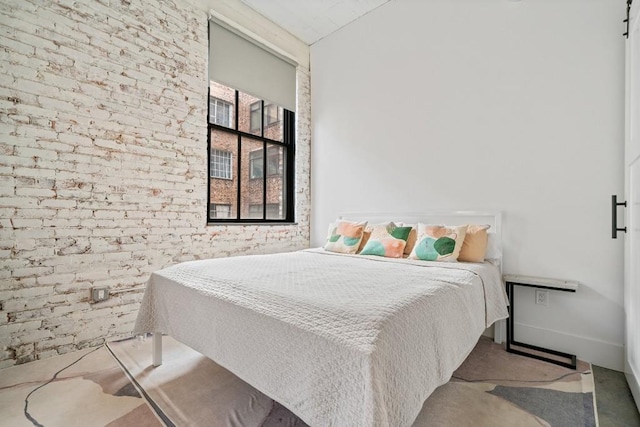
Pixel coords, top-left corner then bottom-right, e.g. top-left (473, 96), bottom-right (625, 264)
top-left (493, 319), bottom-right (505, 344)
top-left (152, 332), bottom-right (162, 367)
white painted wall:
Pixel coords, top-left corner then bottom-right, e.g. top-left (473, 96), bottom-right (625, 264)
top-left (310, 0), bottom-right (626, 370)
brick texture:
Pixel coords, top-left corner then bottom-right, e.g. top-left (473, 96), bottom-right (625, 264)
top-left (0, 0), bottom-right (311, 367)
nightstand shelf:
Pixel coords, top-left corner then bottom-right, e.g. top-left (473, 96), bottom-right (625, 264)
top-left (503, 274), bottom-right (579, 370)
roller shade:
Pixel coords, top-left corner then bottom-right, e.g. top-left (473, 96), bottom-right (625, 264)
top-left (209, 20), bottom-right (297, 112)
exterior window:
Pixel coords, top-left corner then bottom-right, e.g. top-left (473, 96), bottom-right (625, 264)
top-left (267, 146), bottom-right (281, 176)
top-left (249, 146), bottom-right (281, 179)
top-left (248, 203), bottom-right (280, 219)
top-left (208, 81), bottom-right (294, 223)
top-left (209, 97), bottom-right (232, 127)
top-left (249, 150), bottom-right (263, 179)
top-left (248, 204), bottom-right (262, 219)
top-left (250, 102), bottom-right (261, 132)
top-left (210, 204), bottom-right (231, 219)
top-left (264, 104), bottom-right (281, 126)
top-left (210, 149), bottom-right (232, 179)
top-left (250, 102), bottom-right (281, 131)
top-left (266, 203), bottom-right (280, 218)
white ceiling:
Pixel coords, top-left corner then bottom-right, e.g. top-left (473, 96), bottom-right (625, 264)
top-left (239, 0), bottom-right (391, 45)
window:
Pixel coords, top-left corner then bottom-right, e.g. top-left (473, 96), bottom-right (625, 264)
top-left (207, 81), bottom-right (294, 223)
top-left (249, 147), bottom-right (281, 179)
top-left (248, 204), bottom-right (262, 219)
top-left (210, 204), bottom-right (231, 219)
top-left (248, 203), bottom-right (280, 219)
top-left (250, 102), bottom-right (281, 131)
top-left (267, 146), bottom-right (281, 176)
top-left (209, 97), bottom-right (232, 127)
top-left (250, 102), bottom-right (261, 132)
top-left (249, 150), bottom-right (263, 179)
top-left (210, 149), bottom-right (232, 179)
top-left (264, 104), bottom-right (281, 126)
top-left (266, 203), bottom-right (280, 218)
top-left (208, 20), bottom-right (295, 224)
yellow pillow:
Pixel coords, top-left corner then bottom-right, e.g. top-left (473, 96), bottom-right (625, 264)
top-left (458, 224), bottom-right (490, 263)
top-left (405, 228), bottom-right (417, 256)
top-left (324, 220), bottom-right (367, 254)
top-left (409, 224), bottom-right (468, 262)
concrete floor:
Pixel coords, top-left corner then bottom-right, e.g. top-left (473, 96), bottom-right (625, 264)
top-left (593, 365), bottom-right (640, 426)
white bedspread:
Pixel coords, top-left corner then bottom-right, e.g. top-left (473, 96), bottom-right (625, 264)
top-left (134, 249), bottom-right (508, 427)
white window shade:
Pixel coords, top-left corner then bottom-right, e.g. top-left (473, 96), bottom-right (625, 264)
top-left (209, 21), bottom-right (297, 112)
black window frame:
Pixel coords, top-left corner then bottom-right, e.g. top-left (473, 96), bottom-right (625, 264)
top-left (207, 87), bottom-right (295, 224)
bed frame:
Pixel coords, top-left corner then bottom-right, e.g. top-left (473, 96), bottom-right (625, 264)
top-left (152, 210), bottom-right (505, 367)
top-left (338, 210), bottom-right (505, 344)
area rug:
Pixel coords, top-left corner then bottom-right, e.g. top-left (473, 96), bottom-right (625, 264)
top-left (0, 345), bottom-right (162, 427)
top-left (107, 335), bottom-right (597, 426)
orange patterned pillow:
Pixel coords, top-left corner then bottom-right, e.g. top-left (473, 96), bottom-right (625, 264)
top-left (359, 222), bottom-right (412, 258)
top-left (409, 224), bottom-right (468, 262)
top-left (324, 220), bottom-right (367, 254)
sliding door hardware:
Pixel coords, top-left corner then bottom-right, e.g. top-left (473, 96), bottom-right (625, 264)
top-left (611, 195), bottom-right (627, 239)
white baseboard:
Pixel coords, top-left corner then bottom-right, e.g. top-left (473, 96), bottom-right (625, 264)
top-left (625, 359), bottom-right (640, 412)
top-left (514, 322), bottom-right (624, 371)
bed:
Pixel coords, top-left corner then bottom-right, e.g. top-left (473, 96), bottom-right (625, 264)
top-left (133, 212), bottom-right (509, 426)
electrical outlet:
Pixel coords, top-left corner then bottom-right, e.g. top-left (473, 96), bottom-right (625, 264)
top-left (91, 287), bottom-right (110, 303)
top-left (535, 289), bottom-right (548, 306)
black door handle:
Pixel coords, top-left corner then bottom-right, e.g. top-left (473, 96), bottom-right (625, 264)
top-left (611, 195), bottom-right (627, 239)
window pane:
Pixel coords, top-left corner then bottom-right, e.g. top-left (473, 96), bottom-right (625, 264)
top-left (238, 92), bottom-right (262, 136)
top-left (266, 145), bottom-right (281, 176)
top-left (210, 129), bottom-right (238, 218)
top-left (266, 144), bottom-right (285, 220)
top-left (210, 203), bottom-right (231, 219)
top-left (249, 102), bottom-right (261, 134)
top-left (210, 149), bottom-right (232, 179)
top-left (249, 149), bottom-right (263, 179)
top-left (263, 103), bottom-right (283, 142)
top-left (248, 204), bottom-right (263, 218)
top-left (210, 81), bottom-right (235, 129)
top-left (241, 137), bottom-right (264, 219)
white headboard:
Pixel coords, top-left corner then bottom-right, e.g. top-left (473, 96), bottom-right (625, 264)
top-left (338, 210), bottom-right (503, 269)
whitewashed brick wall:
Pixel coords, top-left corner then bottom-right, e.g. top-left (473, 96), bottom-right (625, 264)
top-left (0, 0), bottom-right (311, 367)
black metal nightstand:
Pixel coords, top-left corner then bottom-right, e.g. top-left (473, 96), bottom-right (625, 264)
top-left (504, 274), bottom-right (579, 370)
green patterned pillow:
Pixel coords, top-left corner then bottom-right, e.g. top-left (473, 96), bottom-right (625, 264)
top-left (324, 220), bottom-right (368, 254)
top-left (409, 224), bottom-right (468, 262)
top-left (359, 222), bottom-right (413, 258)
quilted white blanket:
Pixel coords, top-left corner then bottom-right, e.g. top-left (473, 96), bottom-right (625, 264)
top-left (134, 249), bottom-right (508, 427)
